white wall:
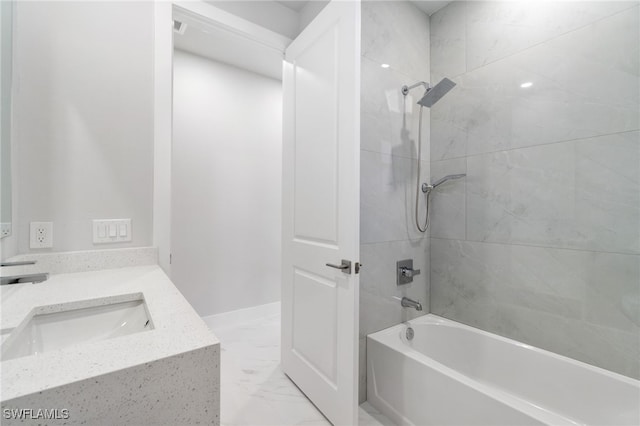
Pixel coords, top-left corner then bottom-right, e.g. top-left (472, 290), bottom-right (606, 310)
top-left (14, 1), bottom-right (154, 253)
top-left (0, 0), bottom-right (17, 259)
top-left (172, 50), bottom-right (282, 316)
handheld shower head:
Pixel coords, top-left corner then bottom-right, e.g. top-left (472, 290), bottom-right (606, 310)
top-left (422, 174), bottom-right (466, 193)
top-left (432, 173), bottom-right (466, 188)
top-left (417, 78), bottom-right (456, 107)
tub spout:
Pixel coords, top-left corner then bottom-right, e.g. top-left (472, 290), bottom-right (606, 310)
top-left (401, 297), bottom-right (422, 311)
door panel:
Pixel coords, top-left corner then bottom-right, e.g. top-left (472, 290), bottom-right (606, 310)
top-left (292, 268), bottom-right (338, 384)
top-left (293, 24), bottom-right (339, 244)
top-left (281, 1), bottom-right (361, 425)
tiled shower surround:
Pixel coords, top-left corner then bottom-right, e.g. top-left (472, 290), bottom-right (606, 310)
top-left (429, 1), bottom-right (640, 378)
top-left (359, 1), bottom-right (431, 402)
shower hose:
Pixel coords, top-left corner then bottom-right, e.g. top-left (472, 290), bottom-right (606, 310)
top-left (415, 105), bottom-right (430, 233)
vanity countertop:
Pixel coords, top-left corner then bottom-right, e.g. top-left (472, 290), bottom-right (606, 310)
top-left (0, 265), bottom-right (219, 402)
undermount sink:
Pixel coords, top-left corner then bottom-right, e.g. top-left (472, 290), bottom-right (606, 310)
top-left (1, 293), bottom-right (153, 361)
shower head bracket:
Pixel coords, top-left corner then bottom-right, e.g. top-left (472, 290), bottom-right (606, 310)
top-left (402, 81), bottom-right (429, 96)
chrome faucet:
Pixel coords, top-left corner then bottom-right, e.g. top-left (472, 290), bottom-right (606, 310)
top-left (397, 259), bottom-right (421, 285)
top-left (0, 260), bottom-right (48, 285)
top-left (401, 297), bottom-right (423, 311)
top-left (1, 273), bottom-right (49, 285)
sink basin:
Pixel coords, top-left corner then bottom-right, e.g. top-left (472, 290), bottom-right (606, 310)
top-left (1, 293), bottom-right (153, 361)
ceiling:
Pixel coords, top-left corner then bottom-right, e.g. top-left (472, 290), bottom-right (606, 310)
top-left (274, 1), bottom-right (310, 12)
top-left (275, 0), bottom-right (451, 16)
top-left (411, 1), bottom-right (451, 16)
top-left (173, 1), bottom-right (452, 81)
top-left (173, 12), bottom-right (285, 80)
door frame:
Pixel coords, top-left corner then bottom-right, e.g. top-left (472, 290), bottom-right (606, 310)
top-left (153, 0), bottom-right (362, 421)
top-left (153, 0), bottom-right (291, 275)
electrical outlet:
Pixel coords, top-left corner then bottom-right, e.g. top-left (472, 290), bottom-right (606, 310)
top-left (0, 223), bottom-right (11, 238)
top-left (30, 221), bottom-right (53, 249)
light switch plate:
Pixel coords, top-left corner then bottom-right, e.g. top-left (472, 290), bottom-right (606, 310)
top-left (93, 219), bottom-right (131, 244)
top-left (30, 222), bottom-right (53, 249)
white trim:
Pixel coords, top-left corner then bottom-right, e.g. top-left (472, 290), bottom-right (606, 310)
top-left (153, 1), bottom-right (173, 274)
top-left (201, 302), bottom-right (281, 330)
top-left (153, 0), bottom-right (291, 276)
top-left (172, 1), bottom-right (291, 52)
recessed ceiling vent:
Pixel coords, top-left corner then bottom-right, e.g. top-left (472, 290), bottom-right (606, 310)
top-left (173, 20), bottom-right (187, 35)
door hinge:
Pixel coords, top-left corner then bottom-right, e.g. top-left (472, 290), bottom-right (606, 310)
top-left (355, 262), bottom-right (361, 274)
top-left (169, 253), bottom-right (172, 264)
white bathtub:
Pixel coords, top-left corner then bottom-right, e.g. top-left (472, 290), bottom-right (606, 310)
top-left (367, 314), bottom-right (640, 426)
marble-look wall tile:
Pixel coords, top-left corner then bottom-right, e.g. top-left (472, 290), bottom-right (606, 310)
top-left (465, 1), bottom-right (638, 71)
top-left (360, 150), bottom-right (430, 244)
top-left (360, 1), bottom-right (431, 404)
top-left (498, 306), bottom-right (640, 380)
top-left (430, 0), bottom-right (640, 381)
top-left (430, 0), bottom-right (466, 82)
top-left (359, 230), bottom-right (430, 404)
top-left (359, 336), bottom-right (367, 404)
top-left (430, 238), bottom-right (640, 378)
top-left (466, 131), bottom-right (640, 254)
top-left (361, 56), bottom-right (427, 160)
top-left (433, 6), bottom-right (640, 157)
top-left (361, 1), bottom-right (430, 81)
top-left (430, 113), bottom-right (467, 161)
top-left (429, 158), bottom-right (467, 240)
top-left (360, 238), bottom-right (429, 337)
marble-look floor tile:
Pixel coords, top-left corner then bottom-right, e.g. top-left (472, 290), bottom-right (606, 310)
top-left (211, 314), bottom-right (329, 426)
top-left (208, 313), bottom-right (388, 426)
top-left (466, 131), bottom-right (640, 254)
top-left (358, 402), bottom-right (395, 426)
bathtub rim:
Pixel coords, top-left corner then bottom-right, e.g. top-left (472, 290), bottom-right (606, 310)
top-left (367, 316), bottom-right (581, 425)
top-left (368, 313), bottom-right (639, 387)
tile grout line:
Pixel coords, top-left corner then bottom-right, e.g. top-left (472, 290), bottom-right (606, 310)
top-left (429, 236), bottom-right (640, 257)
top-left (430, 128), bottom-right (640, 163)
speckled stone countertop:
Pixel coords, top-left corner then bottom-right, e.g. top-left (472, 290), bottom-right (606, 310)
top-left (0, 265), bottom-right (219, 402)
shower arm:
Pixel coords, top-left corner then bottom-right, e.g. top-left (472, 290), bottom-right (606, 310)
top-left (401, 81), bottom-right (430, 96)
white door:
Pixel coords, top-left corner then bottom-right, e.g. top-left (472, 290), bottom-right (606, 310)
top-left (281, 1), bottom-right (360, 425)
